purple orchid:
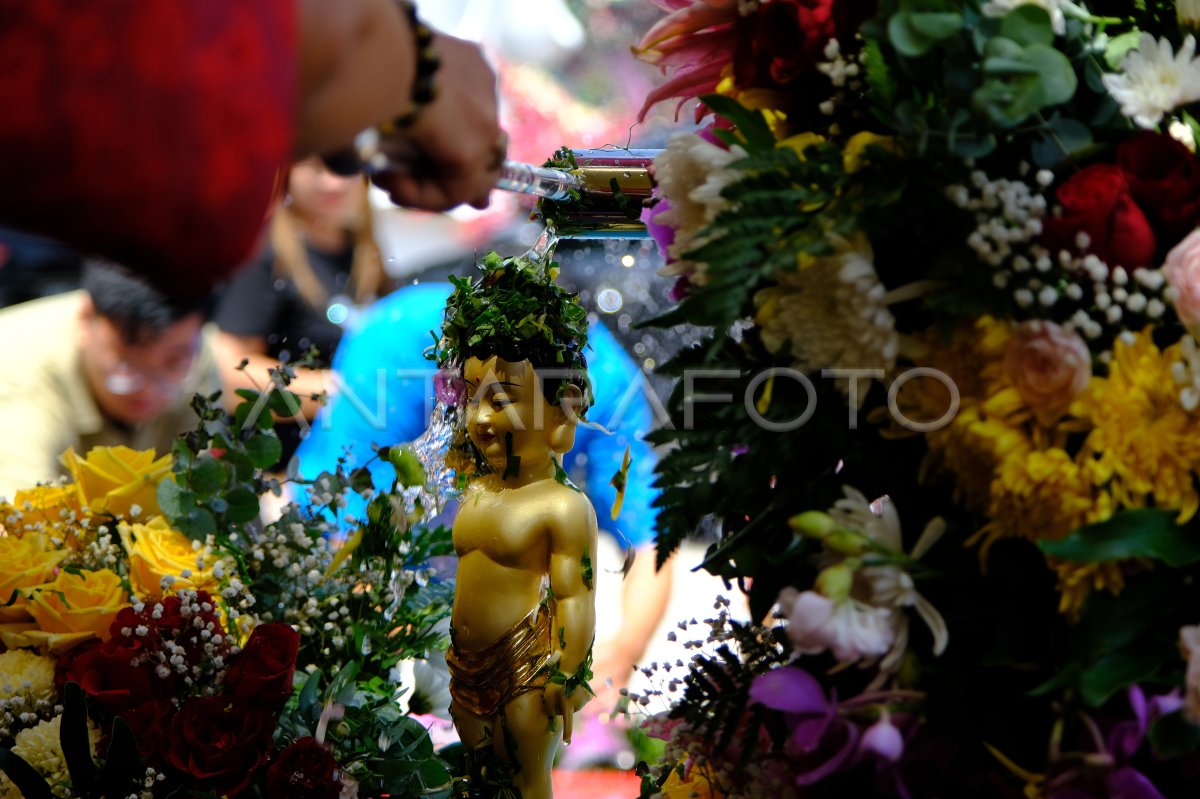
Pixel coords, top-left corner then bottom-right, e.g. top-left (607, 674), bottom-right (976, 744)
top-left (1045, 686), bottom-right (1182, 799)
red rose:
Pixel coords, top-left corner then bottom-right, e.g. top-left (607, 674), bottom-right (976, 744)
top-left (734, 0), bottom-right (836, 89)
top-left (1118, 131), bottom-right (1200, 248)
top-left (1040, 164), bottom-right (1157, 271)
top-left (164, 696), bottom-right (275, 796)
top-left (224, 623), bottom-right (300, 711)
top-left (265, 737), bottom-right (343, 799)
top-left (118, 697), bottom-right (175, 764)
top-left (59, 636), bottom-right (158, 714)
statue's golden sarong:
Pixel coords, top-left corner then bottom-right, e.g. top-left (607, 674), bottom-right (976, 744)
top-left (447, 605), bottom-right (553, 717)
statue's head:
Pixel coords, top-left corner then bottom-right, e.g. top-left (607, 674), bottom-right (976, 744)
top-left (433, 253), bottom-right (591, 479)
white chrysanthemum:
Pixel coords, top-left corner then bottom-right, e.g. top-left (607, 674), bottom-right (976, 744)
top-left (981, 0), bottom-right (1066, 36)
top-left (0, 649), bottom-right (56, 705)
top-left (391, 651), bottom-right (452, 719)
top-left (753, 234), bottom-right (897, 404)
top-left (1102, 34), bottom-right (1200, 129)
top-left (651, 131), bottom-right (747, 284)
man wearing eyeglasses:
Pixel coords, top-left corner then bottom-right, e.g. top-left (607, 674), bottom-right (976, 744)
top-left (0, 260), bottom-right (218, 497)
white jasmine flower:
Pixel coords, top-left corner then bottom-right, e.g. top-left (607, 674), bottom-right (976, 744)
top-left (1102, 34), bottom-right (1200, 129)
top-left (981, 0), bottom-right (1066, 36)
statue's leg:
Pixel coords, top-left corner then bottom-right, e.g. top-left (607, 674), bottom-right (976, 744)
top-left (497, 690), bottom-right (560, 799)
top-left (450, 698), bottom-right (492, 749)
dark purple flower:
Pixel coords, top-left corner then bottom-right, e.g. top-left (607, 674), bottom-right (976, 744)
top-left (1107, 768), bottom-right (1167, 799)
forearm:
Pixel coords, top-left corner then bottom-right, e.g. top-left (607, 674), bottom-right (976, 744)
top-left (295, 0), bottom-right (416, 157)
top-left (552, 593), bottom-right (596, 676)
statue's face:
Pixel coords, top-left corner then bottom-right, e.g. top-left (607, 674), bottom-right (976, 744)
top-left (463, 356), bottom-right (563, 474)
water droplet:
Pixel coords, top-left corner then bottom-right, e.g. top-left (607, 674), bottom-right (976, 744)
top-left (327, 303), bottom-right (350, 325)
top-left (634, 343), bottom-right (646, 355)
top-left (597, 289), bottom-right (623, 313)
top-left (272, 279), bottom-right (287, 291)
top-left (621, 254), bottom-right (636, 268)
top-left (643, 358), bottom-right (657, 370)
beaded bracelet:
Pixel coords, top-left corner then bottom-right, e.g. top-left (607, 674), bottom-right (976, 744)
top-left (384, 0), bottom-right (441, 131)
top-left (319, 0), bottom-right (441, 175)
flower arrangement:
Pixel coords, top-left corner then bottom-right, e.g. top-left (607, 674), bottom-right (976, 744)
top-left (628, 0), bottom-right (1200, 796)
top-left (0, 378), bottom-right (456, 799)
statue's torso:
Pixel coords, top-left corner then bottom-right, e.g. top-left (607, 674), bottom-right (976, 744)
top-left (451, 478), bottom-right (571, 650)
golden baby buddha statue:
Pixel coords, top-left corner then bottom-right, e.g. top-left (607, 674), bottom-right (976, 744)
top-left (435, 253), bottom-right (598, 799)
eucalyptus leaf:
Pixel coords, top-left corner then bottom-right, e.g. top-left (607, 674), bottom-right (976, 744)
top-left (999, 4), bottom-right (1054, 47)
top-left (244, 432), bottom-right (283, 469)
top-left (181, 507), bottom-right (217, 538)
top-left (156, 477), bottom-right (191, 520)
top-left (1031, 115), bottom-right (1093, 167)
top-left (223, 486), bottom-right (261, 524)
top-left (188, 453), bottom-right (226, 494)
top-left (1024, 43), bottom-right (1077, 106)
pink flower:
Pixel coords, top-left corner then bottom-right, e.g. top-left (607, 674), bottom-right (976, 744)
top-left (1004, 320), bottom-right (1092, 426)
top-left (1165, 230), bottom-right (1200, 338)
top-left (632, 0), bottom-right (740, 121)
top-left (860, 711), bottom-right (904, 763)
top-left (1179, 624), bottom-right (1200, 723)
top-left (778, 588), bottom-right (894, 663)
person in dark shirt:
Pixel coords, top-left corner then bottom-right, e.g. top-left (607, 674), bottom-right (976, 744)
top-left (213, 158), bottom-right (393, 466)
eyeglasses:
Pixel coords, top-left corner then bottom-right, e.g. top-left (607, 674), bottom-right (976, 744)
top-left (102, 353), bottom-right (198, 397)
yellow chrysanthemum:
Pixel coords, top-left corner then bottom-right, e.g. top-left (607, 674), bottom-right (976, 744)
top-left (1051, 559), bottom-right (1130, 620)
top-left (1077, 330), bottom-right (1200, 522)
top-left (981, 448), bottom-right (1110, 547)
top-left (887, 318), bottom-right (1021, 512)
top-left (10, 715), bottom-right (99, 793)
top-left (0, 649), bottom-right (56, 704)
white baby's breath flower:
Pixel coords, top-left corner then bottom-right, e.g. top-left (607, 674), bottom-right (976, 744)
top-left (1102, 34), bottom-right (1200, 129)
top-left (981, 0), bottom-right (1066, 36)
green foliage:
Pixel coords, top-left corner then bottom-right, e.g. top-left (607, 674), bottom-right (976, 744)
top-left (433, 252), bottom-right (589, 392)
top-left (1039, 510), bottom-right (1200, 567)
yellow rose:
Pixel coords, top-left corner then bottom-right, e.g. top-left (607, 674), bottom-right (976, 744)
top-left (61, 446), bottom-right (172, 518)
top-left (842, 131), bottom-right (897, 174)
top-left (777, 131), bottom-right (827, 158)
top-left (119, 516), bottom-right (215, 598)
top-left (660, 768), bottom-right (719, 799)
top-left (17, 568), bottom-right (129, 653)
top-left (0, 534), bottom-right (68, 621)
